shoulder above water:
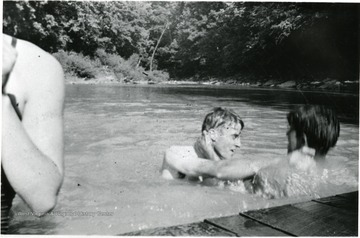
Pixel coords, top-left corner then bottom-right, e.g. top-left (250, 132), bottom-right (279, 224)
top-left (166, 146), bottom-right (198, 159)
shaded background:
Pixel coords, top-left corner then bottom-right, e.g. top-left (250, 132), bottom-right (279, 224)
top-left (3, 2), bottom-right (359, 81)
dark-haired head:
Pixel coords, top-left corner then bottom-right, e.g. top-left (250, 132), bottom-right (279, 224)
top-left (287, 105), bottom-right (340, 156)
top-left (202, 107), bottom-right (244, 133)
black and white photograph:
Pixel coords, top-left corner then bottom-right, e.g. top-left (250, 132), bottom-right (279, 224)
top-left (2, 1), bottom-right (359, 236)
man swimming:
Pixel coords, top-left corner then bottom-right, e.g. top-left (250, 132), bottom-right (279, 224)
top-left (251, 105), bottom-right (352, 198)
top-left (286, 105), bottom-right (339, 170)
top-left (161, 107), bottom-right (274, 181)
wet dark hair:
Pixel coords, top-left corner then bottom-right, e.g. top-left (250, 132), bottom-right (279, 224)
top-left (202, 107), bottom-right (244, 132)
top-left (287, 105), bottom-right (340, 156)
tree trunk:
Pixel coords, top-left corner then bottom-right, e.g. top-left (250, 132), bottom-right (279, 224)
top-left (150, 23), bottom-right (169, 72)
top-left (136, 56), bottom-right (142, 68)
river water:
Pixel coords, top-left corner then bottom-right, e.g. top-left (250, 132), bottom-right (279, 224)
top-left (9, 84), bottom-right (359, 235)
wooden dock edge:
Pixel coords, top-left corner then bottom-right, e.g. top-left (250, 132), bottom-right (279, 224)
top-left (120, 191), bottom-right (358, 236)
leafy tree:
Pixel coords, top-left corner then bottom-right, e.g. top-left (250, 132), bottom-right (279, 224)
top-left (4, 1), bottom-right (358, 81)
top-left (3, 1), bottom-right (75, 52)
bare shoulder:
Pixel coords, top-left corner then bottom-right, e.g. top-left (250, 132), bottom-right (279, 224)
top-left (10, 37), bottom-right (65, 108)
top-left (162, 146), bottom-right (197, 180)
top-left (17, 38), bottom-right (61, 67)
top-left (3, 35), bottom-right (64, 113)
top-left (15, 37), bottom-right (64, 90)
top-left (165, 146), bottom-right (198, 159)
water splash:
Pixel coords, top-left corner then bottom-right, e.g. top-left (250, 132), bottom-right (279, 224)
top-left (251, 159), bottom-right (358, 199)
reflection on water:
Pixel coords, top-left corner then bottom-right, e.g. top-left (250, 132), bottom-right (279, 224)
top-left (9, 84), bottom-right (359, 235)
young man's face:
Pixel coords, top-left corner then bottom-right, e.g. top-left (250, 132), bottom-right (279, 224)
top-left (212, 123), bottom-right (242, 160)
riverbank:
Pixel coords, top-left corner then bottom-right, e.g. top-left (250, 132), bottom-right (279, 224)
top-left (65, 73), bottom-right (359, 94)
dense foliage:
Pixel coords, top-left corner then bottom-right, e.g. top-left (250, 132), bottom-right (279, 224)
top-left (3, 1), bottom-right (358, 81)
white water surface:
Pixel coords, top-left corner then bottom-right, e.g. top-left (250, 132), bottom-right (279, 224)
top-left (9, 84), bottom-right (359, 235)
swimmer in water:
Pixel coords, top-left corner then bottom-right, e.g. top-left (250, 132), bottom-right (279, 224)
top-left (286, 105), bottom-right (339, 170)
top-left (252, 105), bottom-right (341, 198)
top-left (161, 107), bottom-right (276, 181)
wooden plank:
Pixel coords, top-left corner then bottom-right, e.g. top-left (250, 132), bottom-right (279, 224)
top-left (205, 215), bottom-right (290, 236)
top-left (292, 201), bottom-right (358, 236)
top-left (313, 194), bottom-right (358, 211)
top-left (336, 191), bottom-right (358, 200)
top-left (242, 203), bottom-right (353, 236)
top-left (120, 192), bottom-right (358, 236)
top-left (121, 222), bottom-right (236, 236)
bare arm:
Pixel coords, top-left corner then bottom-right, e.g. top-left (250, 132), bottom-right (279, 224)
top-left (161, 133), bottom-right (221, 180)
top-left (162, 146), bottom-right (214, 178)
top-left (209, 159), bottom-right (259, 180)
top-left (162, 146), bottom-right (251, 180)
top-left (2, 38), bottom-right (17, 88)
top-left (161, 146), bottom-right (197, 179)
top-left (2, 38), bottom-right (65, 214)
top-left (163, 146), bottom-right (280, 180)
top-left (164, 156), bottom-right (255, 180)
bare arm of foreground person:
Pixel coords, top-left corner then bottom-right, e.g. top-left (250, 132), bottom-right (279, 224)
top-left (2, 35), bottom-right (65, 214)
top-left (2, 37), bottom-right (17, 87)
